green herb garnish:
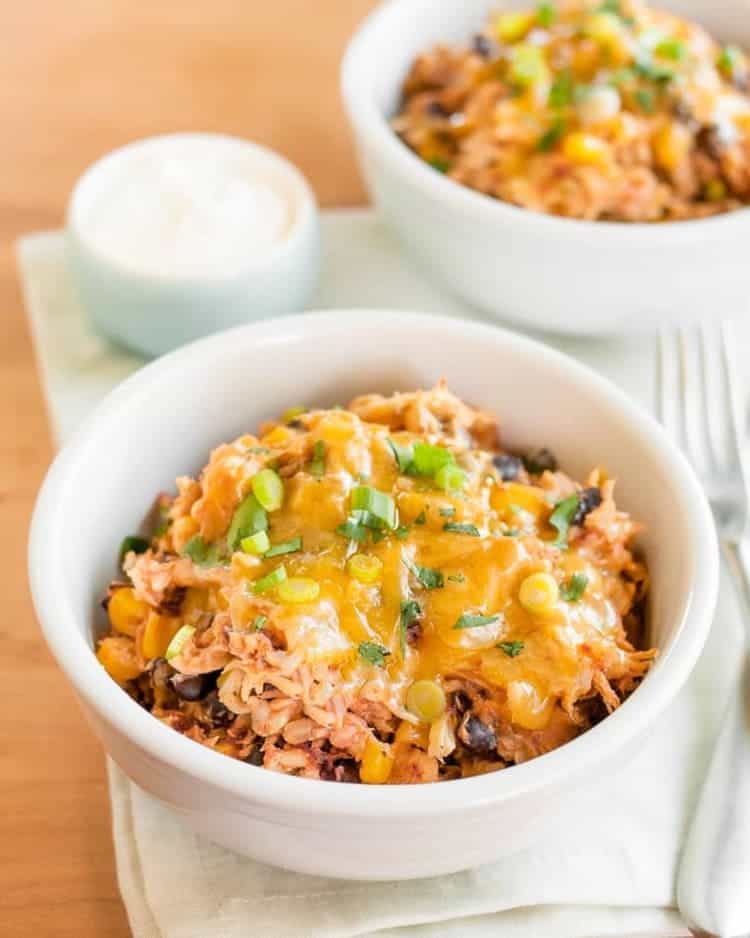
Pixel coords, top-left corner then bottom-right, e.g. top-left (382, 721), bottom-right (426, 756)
top-left (717, 44), bottom-right (742, 76)
top-left (310, 440), bottom-right (326, 478)
top-left (336, 518), bottom-right (369, 543)
top-left (655, 37), bottom-right (686, 61)
top-left (227, 493), bottom-right (268, 551)
top-left (264, 536), bottom-right (303, 558)
top-left (635, 88), bottom-right (655, 112)
top-left (537, 119), bottom-right (566, 152)
top-left (403, 558), bottom-right (444, 590)
top-left (454, 613), bottom-right (500, 630)
top-left (351, 485), bottom-right (398, 530)
top-left (182, 535), bottom-right (223, 567)
top-left (497, 640), bottom-right (524, 657)
top-left (560, 573), bottom-right (589, 602)
top-left (358, 641), bottom-right (391, 667)
top-left (549, 494), bottom-right (579, 548)
top-left (448, 573), bottom-right (466, 583)
top-left (549, 70), bottom-right (573, 107)
top-left (253, 614), bottom-right (268, 631)
top-left (443, 522), bottom-right (481, 536)
top-left (439, 507), bottom-right (456, 518)
top-left (428, 156), bottom-right (451, 173)
top-left (411, 442), bottom-right (455, 477)
top-left (253, 565), bottom-right (287, 593)
top-left (119, 535), bottom-right (149, 564)
top-left (634, 56), bottom-right (674, 83)
top-left (387, 438), bottom-right (414, 473)
top-left (399, 599), bottom-right (421, 655)
top-left (536, 1), bottom-right (556, 27)
top-left (414, 510), bottom-right (427, 525)
top-left (395, 525), bottom-right (411, 540)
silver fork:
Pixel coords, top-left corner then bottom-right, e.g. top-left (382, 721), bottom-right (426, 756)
top-left (659, 323), bottom-right (750, 938)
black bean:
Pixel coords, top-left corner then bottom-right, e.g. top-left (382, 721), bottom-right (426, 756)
top-left (472, 34), bottom-right (494, 57)
top-left (203, 691), bottom-right (232, 726)
top-left (288, 419), bottom-right (304, 430)
top-left (522, 448), bottom-right (558, 474)
top-left (573, 486), bottom-right (602, 525)
top-left (334, 759), bottom-right (361, 784)
top-left (170, 672), bottom-right (207, 702)
top-left (452, 690), bottom-right (472, 714)
top-left (406, 619), bottom-right (423, 645)
top-left (149, 657), bottom-right (175, 689)
top-left (458, 715), bottom-right (497, 754)
top-left (492, 453), bottom-right (523, 481)
top-left (244, 746), bottom-right (264, 766)
top-left (157, 586), bottom-right (187, 616)
top-left (426, 99), bottom-right (448, 117)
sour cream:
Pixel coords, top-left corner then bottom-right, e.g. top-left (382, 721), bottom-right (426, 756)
top-left (79, 136), bottom-right (292, 278)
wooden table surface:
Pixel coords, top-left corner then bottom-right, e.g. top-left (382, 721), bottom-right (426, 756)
top-left (1, 3), bottom-right (375, 934)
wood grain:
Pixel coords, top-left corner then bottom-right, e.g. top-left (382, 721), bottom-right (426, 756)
top-left (1, 3), bottom-right (375, 933)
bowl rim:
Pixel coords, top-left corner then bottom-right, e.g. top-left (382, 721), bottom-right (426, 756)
top-left (67, 131), bottom-right (319, 286)
top-left (29, 310), bottom-right (719, 818)
top-left (340, 0), bottom-right (750, 242)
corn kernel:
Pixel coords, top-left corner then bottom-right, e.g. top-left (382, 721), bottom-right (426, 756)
top-left (347, 553), bottom-right (384, 584)
top-left (652, 121), bottom-right (692, 173)
top-left (509, 44), bottom-right (548, 87)
top-left (262, 426), bottom-right (292, 446)
top-left (108, 587), bottom-right (149, 638)
top-left (704, 178), bottom-right (727, 202)
top-left (406, 680), bottom-right (447, 722)
top-left (277, 577), bottom-right (320, 604)
top-left (583, 11), bottom-right (623, 46)
top-left (494, 11), bottom-right (534, 43)
top-left (97, 636), bottom-right (142, 684)
top-left (492, 482), bottom-right (549, 521)
top-left (360, 738), bottom-right (394, 784)
top-left (519, 571), bottom-right (559, 616)
top-left (562, 132), bottom-right (612, 166)
top-left (141, 612), bottom-right (181, 660)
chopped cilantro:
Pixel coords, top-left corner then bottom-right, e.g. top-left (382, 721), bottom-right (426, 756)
top-left (403, 558), bottom-right (444, 590)
top-left (549, 494), bottom-right (579, 548)
top-left (395, 525), bottom-right (411, 540)
top-left (497, 640), bottom-right (525, 657)
top-left (414, 510), bottom-right (427, 525)
top-left (442, 522), bottom-right (481, 536)
top-left (119, 535), bottom-right (149, 564)
top-left (358, 641), bottom-right (391, 667)
top-left (454, 613), bottom-right (500, 630)
top-left (399, 600), bottom-right (421, 655)
top-left (560, 573), bottom-right (589, 602)
top-left (253, 614), bottom-right (268, 631)
top-left (182, 535), bottom-right (223, 567)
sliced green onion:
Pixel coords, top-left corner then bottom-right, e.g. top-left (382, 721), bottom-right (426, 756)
top-left (549, 70), bottom-right (573, 106)
top-left (439, 507), bottom-right (456, 518)
top-left (241, 530), bottom-right (271, 555)
top-left (399, 599), bottom-right (421, 656)
top-left (387, 438), bottom-right (414, 473)
top-left (560, 572), bottom-right (589, 602)
top-left (358, 641), bottom-right (391, 667)
top-left (510, 44), bottom-right (545, 87)
top-left (253, 565), bottom-right (287, 593)
top-left (264, 536), bottom-right (303, 558)
top-left (453, 613), bottom-right (499, 630)
top-left (395, 525), bottom-right (411, 540)
top-left (253, 614), bottom-right (268, 631)
top-left (448, 573), bottom-right (466, 583)
top-left (182, 535), bottom-right (223, 567)
top-left (227, 493), bottom-right (268, 551)
top-left (655, 37), bottom-right (686, 61)
top-left (252, 468), bottom-right (284, 512)
top-left (351, 485), bottom-right (398, 530)
top-left (119, 535), bottom-right (149, 564)
top-left (717, 44), bottom-right (742, 76)
top-left (403, 558), bottom-right (444, 590)
top-left (165, 625), bottom-right (195, 660)
top-left (414, 510), bottom-right (427, 525)
top-left (435, 463), bottom-right (467, 493)
top-left (549, 494), bottom-right (579, 548)
top-left (536, 0), bottom-right (556, 27)
top-left (537, 119), bottom-right (566, 152)
top-left (411, 442), bottom-right (455, 477)
top-left (428, 156), bottom-right (451, 173)
top-left (336, 518), bottom-right (369, 542)
top-left (310, 440), bottom-right (326, 478)
top-left (443, 522), bottom-right (480, 536)
top-left (635, 88), bottom-right (655, 112)
top-left (497, 639), bottom-right (524, 657)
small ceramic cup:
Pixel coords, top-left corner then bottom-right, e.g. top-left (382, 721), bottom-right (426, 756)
top-left (67, 133), bottom-right (321, 357)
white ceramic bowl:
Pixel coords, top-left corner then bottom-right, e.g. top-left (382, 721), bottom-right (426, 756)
top-left (341, 0), bottom-right (750, 334)
top-left (67, 133), bottom-right (320, 358)
top-left (29, 311), bottom-right (718, 879)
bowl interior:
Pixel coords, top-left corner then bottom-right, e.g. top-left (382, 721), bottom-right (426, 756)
top-left (54, 312), bottom-right (699, 665)
top-left (349, 0), bottom-right (750, 123)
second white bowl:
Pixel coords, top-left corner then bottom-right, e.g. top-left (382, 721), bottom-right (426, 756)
top-left (341, 0), bottom-right (750, 335)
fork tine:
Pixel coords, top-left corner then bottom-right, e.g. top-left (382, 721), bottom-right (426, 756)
top-left (719, 320), bottom-right (750, 488)
top-left (658, 329), bottom-right (680, 441)
top-left (698, 322), bottom-right (724, 473)
top-left (678, 326), bottom-right (711, 477)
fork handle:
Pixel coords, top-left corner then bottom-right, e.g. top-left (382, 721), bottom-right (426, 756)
top-left (677, 540), bottom-right (750, 938)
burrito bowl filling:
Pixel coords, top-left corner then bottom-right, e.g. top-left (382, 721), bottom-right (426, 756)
top-left (393, 0), bottom-right (750, 221)
top-left (97, 385), bottom-right (654, 784)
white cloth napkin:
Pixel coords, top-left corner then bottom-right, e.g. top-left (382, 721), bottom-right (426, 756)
top-left (17, 211), bottom-right (746, 938)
